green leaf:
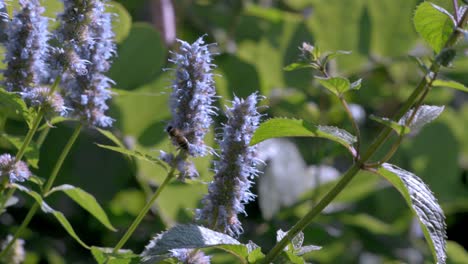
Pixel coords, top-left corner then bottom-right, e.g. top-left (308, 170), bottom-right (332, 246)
top-left (96, 128), bottom-right (126, 148)
top-left (109, 23), bottom-right (167, 90)
top-left (141, 225), bottom-right (246, 263)
top-left (1, 133), bottom-right (40, 168)
top-left (398, 105), bottom-right (444, 134)
top-left (46, 184), bottom-right (116, 231)
top-left (283, 62), bottom-right (314, 71)
top-left (14, 184), bottom-right (90, 249)
top-left (446, 241), bottom-right (468, 264)
top-left (276, 251), bottom-right (305, 264)
top-left (38, 116), bottom-right (73, 131)
top-left (247, 243), bottom-right (265, 263)
top-left (0, 89), bottom-right (33, 127)
top-left (96, 144), bottom-right (166, 168)
top-left (414, 2), bottom-right (455, 53)
top-left (108, 1), bottom-right (132, 43)
top-left (251, 118), bottom-right (356, 151)
top-left (91, 247), bottom-right (139, 264)
top-left (317, 77), bottom-right (350, 96)
top-left (378, 163), bottom-right (446, 264)
top-left (321, 50), bottom-right (352, 66)
top-left (433, 79), bottom-right (468, 92)
top-left (370, 115), bottom-right (411, 135)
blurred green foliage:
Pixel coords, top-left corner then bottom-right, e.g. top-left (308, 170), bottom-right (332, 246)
top-left (0, 0), bottom-right (467, 263)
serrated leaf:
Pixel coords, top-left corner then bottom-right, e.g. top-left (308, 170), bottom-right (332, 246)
top-left (251, 118), bottom-right (356, 151)
top-left (370, 115), bottom-right (411, 135)
top-left (46, 184), bottom-right (116, 231)
top-left (398, 105), bottom-right (444, 134)
top-left (0, 88), bottom-right (33, 127)
top-left (141, 225), bottom-right (243, 263)
top-left (283, 62), bottom-right (314, 71)
top-left (14, 184), bottom-right (90, 249)
top-left (96, 144), bottom-right (166, 168)
top-left (432, 79), bottom-right (468, 92)
top-left (1, 133), bottom-right (39, 168)
top-left (91, 246), bottom-right (138, 264)
top-left (378, 163), bottom-right (446, 264)
top-left (414, 2), bottom-right (455, 53)
top-left (317, 76), bottom-right (351, 96)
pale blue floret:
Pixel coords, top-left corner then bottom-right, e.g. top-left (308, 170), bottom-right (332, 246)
top-left (0, 154), bottom-right (31, 183)
top-left (168, 36), bottom-right (217, 157)
top-left (57, 0), bottom-right (116, 127)
top-left (3, 0), bottom-right (49, 93)
top-left (196, 93), bottom-right (263, 237)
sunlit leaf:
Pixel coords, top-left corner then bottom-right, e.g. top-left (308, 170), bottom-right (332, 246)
top-left (141, 225), bottom-right (247, 263)
top-left (0, 89), bottom-right (33, 127)
top-left (317, 77), bottom-right (350, 96)
top-left (398, 105), bottom-right (444, 134)
top-left (108, 1), bottom-right (132, 43)
top-left (432, 79), bottom-right (468, 92)
top-left (46, 184), bottom-right (116, 231)
top-left (96, 128), bottom-right (126, 148)
top-left (96, 144), bottom-right (166, 168)
top-left (283, 62), bottom-right (314, 71)
top-left (378, 163), bottom-right (446, 264)
top-left (414, 2), bottom-right (455, 53)
top-left (251, 118), bottom-right (356, 151)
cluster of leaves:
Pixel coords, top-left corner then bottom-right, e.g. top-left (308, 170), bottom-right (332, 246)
top-left (1, 0), bottom-right (468, 263)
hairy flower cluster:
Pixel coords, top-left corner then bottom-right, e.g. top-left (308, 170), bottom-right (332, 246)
top-left (56, 0), bottom-right (116, 127)
top-left (169, 248), bottom-right (211, 264)
top-left (196, 93), bottom-right (262, 237)
top-left (160, 151), bottom-right (198, 180)
top-left (0, 235), bottom-right (25, 264)
top-left (167, 36), bottom-right (217, 157)
top-left (0, 154), bottom-right (31, 183)
top-left (21, 87), bottom-right (67, 116)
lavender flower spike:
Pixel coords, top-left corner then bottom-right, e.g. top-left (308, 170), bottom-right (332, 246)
top-left (3, 0), bottom-right (49, 91)
top-left (167, 36), bottom-right (217, 157)
top-left (196, 93), bottom-right (263, 237)
top-left (2, 0), bottom-right (66, 116)
top-left (0, 154), bottom-right (31, 183)
top-left (57, 0), bottom-right (116, 127)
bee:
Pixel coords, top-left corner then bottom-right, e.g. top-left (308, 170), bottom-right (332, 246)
top-left (166, 125), bottom-right (189, 151)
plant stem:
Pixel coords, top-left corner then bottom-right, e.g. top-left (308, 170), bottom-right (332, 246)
top-left (262, 9), bottom-right (468, 264)
top-left (15, 111), bottom-right (44, 162)
top-left (0, 123), bottom-right (82, 259)
top-left (110, 166), bottom-right (177, 255)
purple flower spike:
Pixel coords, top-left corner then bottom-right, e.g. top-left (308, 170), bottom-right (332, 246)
top-left (0, 154), bottom-right (31, 183)
top-left (167, 36), bottom-right (217, 157)
top-left (57, 0), bottom-right (116, 127)
top-left (196, 93), bottom-right (263, 237)
top-left (3, 0), bottom-right (50, 94)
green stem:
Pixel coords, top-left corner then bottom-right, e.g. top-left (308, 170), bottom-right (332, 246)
top-left (43, 124), bottom-right (82, 193)
top-left (0, 124), bottom-right (82, 259)
top-left (36, 126), bottom-right (51, 149)
top-left (111, 166), bottom-right (177, 254)
top-left (262, 9), bottom-right (468, 264)
top-left (15, 111), bottom-right (44, 162)
top-left (0, 188), bottom-right (16, 213)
